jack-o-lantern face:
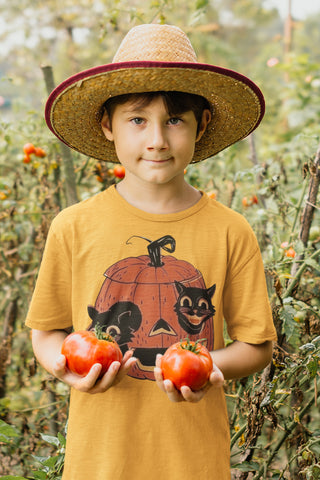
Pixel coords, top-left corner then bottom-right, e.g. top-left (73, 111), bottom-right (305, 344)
top-left (88, 236), bottom-right (215, 380)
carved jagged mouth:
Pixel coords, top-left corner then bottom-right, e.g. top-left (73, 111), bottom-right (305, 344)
top-left (134, 347), bottom-right (167, 371)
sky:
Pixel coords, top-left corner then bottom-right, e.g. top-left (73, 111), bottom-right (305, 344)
top-left (264, 0), bottom-right (320, 19)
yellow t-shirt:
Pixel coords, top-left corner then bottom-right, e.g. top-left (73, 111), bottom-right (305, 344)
top-left (26, 185), bottom-right (277, 480)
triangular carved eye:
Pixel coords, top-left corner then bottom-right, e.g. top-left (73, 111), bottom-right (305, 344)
top-left (149, 319), bottom-right (177, 337)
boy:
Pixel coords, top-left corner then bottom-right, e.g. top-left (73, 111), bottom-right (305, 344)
top-left (26, 24), bottom-right (277, 479)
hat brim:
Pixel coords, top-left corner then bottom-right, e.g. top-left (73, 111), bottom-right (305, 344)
top-left (45, 61), bottom-right (265, 163)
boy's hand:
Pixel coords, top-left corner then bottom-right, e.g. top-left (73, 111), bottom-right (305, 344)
top-left (52, 349), bottom-right (136, 394)
top-left (154, 354), bottom-right (224, 403)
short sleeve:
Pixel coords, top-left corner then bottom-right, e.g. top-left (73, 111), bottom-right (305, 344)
top-left (25, 215), bottom-right (73, 331)
top-left (223, 228), bottom-right (277, 344)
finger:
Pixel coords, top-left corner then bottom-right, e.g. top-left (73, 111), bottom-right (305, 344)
top-left (180, 385), bottom-right (204, 403)
top-left (155, 353), bottom-right (163, 368)
top-left (115, 356), bottom-right (137, 383)
top-left (79, 363), bottom-right (117, 394)
top-left (163, 379), bottom-right (183, 403)
top-left (154, 366), bottom-right (167, 395)
top-left (154, 354), bottom-right (166, 392)
top-left (52, 354), bottom-right (67, 378)
top-left (121, 349), bottom-right (135, 364)
top-left (74, 363), bottom-right (103, 392)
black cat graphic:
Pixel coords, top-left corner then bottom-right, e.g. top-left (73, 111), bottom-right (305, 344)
top-left (174, 281), bottom-right (216, 334)
top-left (88, 301), bottom-right (142, 354)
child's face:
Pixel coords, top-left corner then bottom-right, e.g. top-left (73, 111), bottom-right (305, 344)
top-left (101, 96), bottom-right (210, 188)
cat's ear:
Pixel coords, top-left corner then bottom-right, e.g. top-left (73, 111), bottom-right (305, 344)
top-left (174, 281), bottom-right (185, 295)
top-left (208, 284), bottom-right (216, 299)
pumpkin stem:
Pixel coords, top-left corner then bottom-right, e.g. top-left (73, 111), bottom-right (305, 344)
top-left (147, 235), bottom-right (176, 267)
top-left (126, 235), bottom-right (176, 267)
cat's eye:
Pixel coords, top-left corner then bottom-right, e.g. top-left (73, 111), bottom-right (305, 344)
top-left (106, 325), bottom-right (121, 337)
top-left (180, 295), bottom-right (192, 308)
top-left (198, 298), bottom-right (209, 310)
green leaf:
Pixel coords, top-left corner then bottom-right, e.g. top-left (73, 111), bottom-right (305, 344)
top-left (42, 456), bottom-right (58, 468)
top-left (280, 305), bottom-right (299, 342)
top-left (40, 433), bottom-right (60, 447)
top-left (232, 461), bottom-right (260, 472)
top-left (57, 432), bottom-right (66, 447)
top-left (306, 357), bottom-right (319, 378)
top-left (0, 477), bottom-right (28, 480)
top-left (305, 257), bottom-right (320, 272)
top-left (196, 0), bottom-right (209, 8)
top-left (32, 473), bottom-right (47, 480)
top-left (0, 420), bottom-right (19, 442)
top-left (283, 296), bottom-right (294, 304)
top-left (32, 455), bottom-right (50, 465)
top-left (299, 343), bottom-right (316, 352)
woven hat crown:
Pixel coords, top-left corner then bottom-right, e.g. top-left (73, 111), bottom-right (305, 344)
top-left (112, 24), bottom-right (198, 63)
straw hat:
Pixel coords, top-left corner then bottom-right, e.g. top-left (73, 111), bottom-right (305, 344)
top-left (45, 23), bottom-right (265, 163)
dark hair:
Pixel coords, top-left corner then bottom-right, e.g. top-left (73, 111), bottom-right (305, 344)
top-left (103, 91), bottom-right (211, 135)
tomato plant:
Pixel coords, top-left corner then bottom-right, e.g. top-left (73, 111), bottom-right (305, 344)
top-left (61, 329), bottom-right (123, 377)
top-left (161, 338), bottom-right (213, 391)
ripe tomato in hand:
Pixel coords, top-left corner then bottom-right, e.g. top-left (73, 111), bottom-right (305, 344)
top-left (61, 329), bottom-right (123, 377)
top-left (161, 339), bottom-right (213, 391)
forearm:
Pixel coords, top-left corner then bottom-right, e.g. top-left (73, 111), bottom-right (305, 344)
top-left (211, 340), bottom-right (273, 380)
top-left (32, 329), bottom-right (69, 375)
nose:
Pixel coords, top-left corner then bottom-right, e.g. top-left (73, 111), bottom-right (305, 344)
top-left (147, 124), bottom-right (169, 151)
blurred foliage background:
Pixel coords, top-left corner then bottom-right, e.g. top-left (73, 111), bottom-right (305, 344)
top-left (0, 0), bottom-right (319, 478)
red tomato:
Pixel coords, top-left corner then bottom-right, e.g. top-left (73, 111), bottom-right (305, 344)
top-left (161, 339), bottom-right (213, 391)
top-left (61, 330), bottom-right (123, 377)
top-left (34, 147), bottom-right (46, 158)
top-left (23, 143), bottom-right (36, 155)
top-left (23, 154), bottom-right (32, 164)
top-left (113, 165), bottom-right (125, 179)
top-left (285, 247), bottom-right (296, 258)
top-left (242, 196), bottom-right (249, 207)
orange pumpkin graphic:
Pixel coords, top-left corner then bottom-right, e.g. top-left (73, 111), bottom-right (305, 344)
top-left (88, 236), bottom-right (215, 380)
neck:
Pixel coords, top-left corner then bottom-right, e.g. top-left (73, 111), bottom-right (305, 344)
top-left (115, 177), bottom-right (201, 214)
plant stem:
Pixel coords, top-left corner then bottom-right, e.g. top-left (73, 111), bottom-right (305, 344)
top-left (289, 177), bottom-right (308, 242)
top-left (284, 247), bottom-right (320, 298)
top-left (251, 390), bottom-right (319, 480)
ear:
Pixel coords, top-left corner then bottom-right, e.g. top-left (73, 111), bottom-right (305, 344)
top-left (196, 109), bottom-right (212, 142)
top-left (207, 284), bottom-right (216, 299)
top-left (101, 110), bottom-right (114, 141)
top-left (174, 281), bottom-right (184, 295)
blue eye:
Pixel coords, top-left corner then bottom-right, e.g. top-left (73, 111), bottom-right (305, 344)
top-left (168, 117), bottom-right (182, 125)
top-left (131, 117), bottom-right (144, 125)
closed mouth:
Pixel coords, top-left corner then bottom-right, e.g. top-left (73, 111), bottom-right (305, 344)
top-left (142, 157), bottom-right (172, 163)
